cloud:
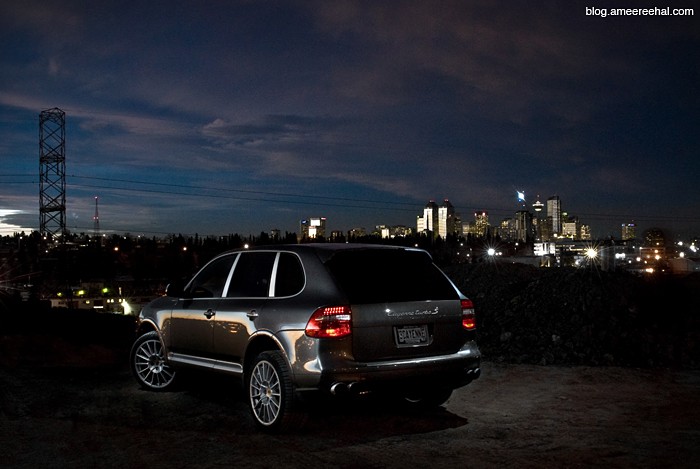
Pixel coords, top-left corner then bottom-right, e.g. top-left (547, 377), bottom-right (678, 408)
top-left (1, 1), bottom-right (697, 237)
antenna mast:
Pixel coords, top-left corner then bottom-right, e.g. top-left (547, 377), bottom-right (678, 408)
top-left (93, 196), bottom-right (100, 238)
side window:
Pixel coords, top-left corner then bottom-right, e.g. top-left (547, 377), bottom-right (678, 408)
top-left (185, 254), bottom-right (236, 298)
top-left (226, 252), bottom-right (277, 297)
top-left (272, 253), bottom-right (305, 297)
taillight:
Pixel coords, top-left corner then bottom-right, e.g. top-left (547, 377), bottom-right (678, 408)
top-left (305, 305), bottom-right (352, 338)
top-left (461, 299), bottom-right (476, 331)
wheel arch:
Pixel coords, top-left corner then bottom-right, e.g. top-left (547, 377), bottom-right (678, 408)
top-left (135, 318), bottom-right (158, 337)
top-left (244, 331), bottom-right (287, 373)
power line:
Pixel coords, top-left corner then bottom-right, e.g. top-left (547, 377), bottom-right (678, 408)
top-left (67, 182), bottom-right (418, 212)
top-left (3, 172), bottom-right (700, 225)
top-left (68, 174), bottom-right (417, 207)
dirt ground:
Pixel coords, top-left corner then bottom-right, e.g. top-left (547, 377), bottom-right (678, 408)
top-left (1, 335), bottom-right (699, 469)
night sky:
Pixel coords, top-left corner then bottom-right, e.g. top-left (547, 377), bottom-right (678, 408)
top-left (1, 1), bottom-right (698, 239)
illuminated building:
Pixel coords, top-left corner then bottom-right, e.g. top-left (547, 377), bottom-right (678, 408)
top-left (417, 200), bottom-right (439, 237)
top-left (580, 224), bottom-right (591, 240)
top-left (300, 217), bottom-right (327, 239)
top-left (562, 221), bottom-right (577, 239)
top-left (474, 211), bottom-right (489, 238)
top-left (532, 197), bottom-right (544, 213)
top-left (389, 225), bottom-right (412, 238)
top-left (621, 223), bottom-right (636, 240)
top-left (347, 227), bottom-right (367, 238)
top-left (417, 199), bottom-right (461, 239)
top-left (547, 195), bottom-right (562, 237)
top-left (532, 196), bottom-right (544, 240)
top-left (499, 218), bottom-right (515, 241)
top-left (438, 199), bottom-right (457, 238)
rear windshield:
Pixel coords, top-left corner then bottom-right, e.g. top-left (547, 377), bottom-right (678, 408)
top-left (324, 249), bottom-right (459, 304)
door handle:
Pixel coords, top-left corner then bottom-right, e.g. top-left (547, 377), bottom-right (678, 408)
top-left (247, 309), bottom-right (259, 320)
top-left (203, 309), bottom-right (216, 319)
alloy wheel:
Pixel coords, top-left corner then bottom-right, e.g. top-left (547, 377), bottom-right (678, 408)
top-left (249, 359), bottom-right (282, 426)
top-left (132, 335), bottom-right (176, 389)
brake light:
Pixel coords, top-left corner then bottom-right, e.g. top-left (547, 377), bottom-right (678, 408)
top-left (305, 306), bottom-right (352, 338)
top-left (461, 299), bottom-right (476, 331)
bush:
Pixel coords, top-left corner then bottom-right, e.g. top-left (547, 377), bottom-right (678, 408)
top-left (444, 263), bottom-right (700, 369)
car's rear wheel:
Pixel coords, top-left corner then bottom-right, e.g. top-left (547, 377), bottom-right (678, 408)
top-left (130, 331), bottom-right (177, 390)
top-left (247, 351), bottom-right (303, 432)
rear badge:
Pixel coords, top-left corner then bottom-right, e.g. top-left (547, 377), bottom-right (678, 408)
top-left (386, 306), bottom-right (439, 318)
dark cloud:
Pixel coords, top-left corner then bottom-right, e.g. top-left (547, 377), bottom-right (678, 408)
top-left (0, 1), bottom-right (698, 237)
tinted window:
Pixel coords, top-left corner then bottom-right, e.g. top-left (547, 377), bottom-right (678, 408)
top-left (185, 254), bottom-right (236, 298)
top-left (325, 249), bottom-right (458, 304)
top-left (273, 252), bottom-right (305, 297)
top-left (227, 252), bottom-right (277, 297)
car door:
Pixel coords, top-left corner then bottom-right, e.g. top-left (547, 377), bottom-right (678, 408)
top-left (169, 253), bottom-right (238, 358)
top-left (213, 251), bottom-right (278, 360)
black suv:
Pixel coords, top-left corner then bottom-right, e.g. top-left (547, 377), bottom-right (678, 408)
top-left (131, 244), bottom-right (480, 430)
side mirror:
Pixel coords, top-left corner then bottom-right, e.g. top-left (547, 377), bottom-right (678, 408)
top-left (165, 281), bottom-right (185, 298)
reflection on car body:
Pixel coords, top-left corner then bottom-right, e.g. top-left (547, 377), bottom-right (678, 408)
top-left (131, 243), bottom-right (480, 431)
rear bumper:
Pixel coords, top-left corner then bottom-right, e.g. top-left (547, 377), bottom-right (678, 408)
top-left (296, 340), bottom-right (481, 393)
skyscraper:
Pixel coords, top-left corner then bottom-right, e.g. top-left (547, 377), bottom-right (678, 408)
top-left (438, 199), bottom-right (457, 238)
top-left (474, 211), bottom-right (489, 238)
top-left (417, 199), bottom-right (461, 238)
top-left (514, 210), bottom-right (534, 243)
top-left (547, 196), bottom-right (561, 236)
top-left (418, 200), bottom-right (439, 237)
top-left (532, 196), bottom-right (544, 241)
top-left (300, 217), bottom-right (327, 239)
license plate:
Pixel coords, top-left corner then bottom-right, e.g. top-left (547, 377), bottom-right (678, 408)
top-left (394, 324), bottom-right (429, 347)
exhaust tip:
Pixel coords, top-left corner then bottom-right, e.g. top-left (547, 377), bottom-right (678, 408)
top-left (330, 382), bottom-right (347, 395)
top-left (466, 367), bottom-right (481, 378)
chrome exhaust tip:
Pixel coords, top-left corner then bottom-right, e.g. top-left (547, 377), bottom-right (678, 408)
top-left (330, 382), bottom-right (347, 395)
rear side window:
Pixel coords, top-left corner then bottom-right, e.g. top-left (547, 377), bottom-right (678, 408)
top-left (324, 249), bottom-right (458, 304)
top-left (273, 252), bottom-right (305, 297)
top-left (227, 252), bottom-right (277, 297)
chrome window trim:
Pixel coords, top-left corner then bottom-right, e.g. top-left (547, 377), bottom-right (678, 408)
top-left (221, 253), bottom-right (241, 297)
top-left (268, 251), bottom-right (281, 297)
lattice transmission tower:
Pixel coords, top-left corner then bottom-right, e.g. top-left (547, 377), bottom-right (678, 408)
top-left (39, 108), bottom-right (67, 241)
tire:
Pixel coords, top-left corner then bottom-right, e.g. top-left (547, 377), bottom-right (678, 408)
top-left (247, 351), bottom-right (304, 432)
top-left (130, 331), bottom-right (177, 391)
top-left (402, 387), bottom-right (453, 410)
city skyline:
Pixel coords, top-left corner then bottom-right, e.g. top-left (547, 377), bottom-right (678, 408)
top-left (2, 190), bottom-right (690, 246)
top-left (1, 1), bottom-right (698, 239)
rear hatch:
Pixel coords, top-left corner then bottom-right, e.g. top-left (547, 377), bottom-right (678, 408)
top-left (324, 248), bottom-right (465, 362)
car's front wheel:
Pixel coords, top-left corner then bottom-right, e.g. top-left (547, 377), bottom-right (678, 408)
top-left (130, 331), bottom-right (177, 391)
top-left (247, 351), bottom-right (303, 432)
